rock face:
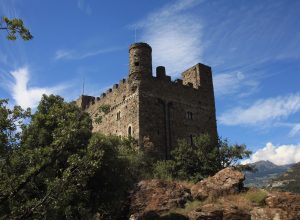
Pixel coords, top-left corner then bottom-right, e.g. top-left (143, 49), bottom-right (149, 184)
top-left (254, 191), bottom-right (300, 220)
top-left (128, 168), bottom-right (300, 220)
top-left (250, 191), bottom-right (300, 220)
top-left (190, 167), bottom-right (245, 200)
top-left (129, 179), bottom-right (191, 219)
top-left (188, 204), bottom-right (251, 220)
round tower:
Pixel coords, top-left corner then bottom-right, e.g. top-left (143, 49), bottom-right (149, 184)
top-left (129, 42), bottom-right (152, 78)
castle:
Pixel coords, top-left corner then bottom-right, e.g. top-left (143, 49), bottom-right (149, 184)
top-left (76, 43), bottom-right (217, 159)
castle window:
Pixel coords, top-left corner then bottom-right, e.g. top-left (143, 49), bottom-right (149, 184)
top-left (186, 111), bottom-right (193, 120)
top-left (117, 111), bottom-right (121, 120)
top-left (134, 62), bottom-right (139, 66)
top-left (128, 126), bottom-right (132, 137)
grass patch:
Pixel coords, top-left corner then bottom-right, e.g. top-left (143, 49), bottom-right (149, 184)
top-left (164, 200), bottom-right (204, 216)
top-left (245, 189), bottom-right (268, 206)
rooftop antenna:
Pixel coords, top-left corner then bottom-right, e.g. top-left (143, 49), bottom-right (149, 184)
top-left (134, 27), bottom-right (137, 42)
top-left (82, 78), bottom-right (85, 96)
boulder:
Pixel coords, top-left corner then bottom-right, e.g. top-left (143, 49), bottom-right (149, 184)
top-left (129, 179), bottom-right (191, 219)
top-left (191, 167), bottom-right (245, 200)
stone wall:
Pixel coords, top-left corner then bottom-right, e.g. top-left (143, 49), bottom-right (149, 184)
top-left (77, 78), bottom-right (140, 140)
top-left (139, 63), bottom-right (217, 159)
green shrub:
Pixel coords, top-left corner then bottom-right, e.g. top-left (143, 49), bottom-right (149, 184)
top-left (153, 160), bottom-right (176, 180)
top-left (245, 189), bottom-right (268, 206)
top-left (98, 104), bottom-right (111, 114)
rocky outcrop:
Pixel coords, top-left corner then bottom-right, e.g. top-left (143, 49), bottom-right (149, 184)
top-left (190, 167), bottom-right (245, 200)
top-left (250, 191), bottom-right (300, 220)
top-left (129, 179), bottom-right (191, 219)
top-left (128, 167), bottom-right (300, 220)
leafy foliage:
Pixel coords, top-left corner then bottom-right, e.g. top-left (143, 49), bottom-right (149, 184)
top-left (153, 134), bottom-right (252, 182)
top-left (0, 95), bottom-right (146, 219)
top-left (153, 160), bottom-right (176, 180)
top-left (218, 138), bottom-right (252, 169)
top-left (0, 99), bottom-right (31, 157)
top-left (98, 104), bottom-right (111, 114)
top-left (0, 16), bottom-right (33, 41)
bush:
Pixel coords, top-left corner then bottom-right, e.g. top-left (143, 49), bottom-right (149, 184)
top-left (153, 160), bottom-right (176, 180)
top-left (152, 134), bottom-right (252, 182)
top-left (245, 189), bottom-right (268, 206)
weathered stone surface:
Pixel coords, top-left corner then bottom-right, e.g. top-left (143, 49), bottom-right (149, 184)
top-left (127, 168), bottom-right (300, 220)
top-left (129, 179), bottom-right (191, 219)
top-left (77, 42), bottom-right (218, 159)
top-left (188, 204), bottom-right (251, 220)
top-left (188, 204), bottom-right (223, 220)
top-left (264, 191), bottom-right (300, 219)
top-left (251, 207), bottom-right (288, 220)
top-left (223, 205), bottom-right (251, 220)
top-left (191, 167), bottom-right (245, 200)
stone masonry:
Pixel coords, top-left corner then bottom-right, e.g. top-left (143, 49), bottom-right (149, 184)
top-left (76, 42), bottom-right (218, 159)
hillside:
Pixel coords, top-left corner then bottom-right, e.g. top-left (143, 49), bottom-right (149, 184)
top-left (129, 167), bottom-right (300, 219)
top-left (244, 160), bottom-right (292, 188)
top-left (269, 162), bottom-right (300, 194)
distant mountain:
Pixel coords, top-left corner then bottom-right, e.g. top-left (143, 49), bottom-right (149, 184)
top-left (268, 162), bottom-right (300, 194)
top-left (244, 160), bottom-right (293, 188)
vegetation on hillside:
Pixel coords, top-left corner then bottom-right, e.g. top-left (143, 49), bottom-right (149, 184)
top-left (269, 162), bottom-right (300, 194)
top-left (0, 95), bottom-right (252, 219)
top-left (153, 135), bottom-right (252, 182)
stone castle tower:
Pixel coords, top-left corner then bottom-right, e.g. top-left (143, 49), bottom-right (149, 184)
top-left (76, 42), bottom-right (217, 159)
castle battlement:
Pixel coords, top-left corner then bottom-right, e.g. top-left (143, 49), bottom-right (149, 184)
top-left (76, 42), bottom-right (217, 159)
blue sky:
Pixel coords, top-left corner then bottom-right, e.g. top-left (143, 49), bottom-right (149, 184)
top-left (1, 0), bottom-right (300, 165)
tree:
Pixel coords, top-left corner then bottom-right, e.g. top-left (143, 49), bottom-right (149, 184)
top-left (0, 95), bottom-right (145, 219)
top-left (217, 137), bottom-right (252, 170)
top-left (0, 95), bottom-right (93, 219)
top-left (0, 16), bottom-right (33, 41)
top-left (171, 134), bottom-right (220, 181)
top-left (0, 99), bottom-right (31, 157)
top-left (153, 134), bottom-right (252, 182)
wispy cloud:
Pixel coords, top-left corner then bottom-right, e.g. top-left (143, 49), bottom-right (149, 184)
top-left (242, 142), bottom-right (300, 165)
top-left (77, 0), bottom-right (92, 15)
top-left (219, 93), bottom-right (300, 126)
top-left (213, 71), bottom-right (259, 97)
top-left (6, 67), bottom-right (67, 109)
top-left (54, 47), bottom-right (122, 60)
top-left (133, 0), bottom-right (204, 76)
top-left (289, 123), bottom-right (300, 137)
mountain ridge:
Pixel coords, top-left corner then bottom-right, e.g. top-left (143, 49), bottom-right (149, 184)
top-left (244, 160), bottom-right (293, 188)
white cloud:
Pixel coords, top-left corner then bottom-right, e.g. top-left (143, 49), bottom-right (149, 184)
top-left (135, 0), bottom-right (204, 76)
top-left (54, 47), bottom-right (122, 60)
top-left (213, 71), bottom-right (259, 97)
top-left (242, 142), bottom-right (300, 165)
top-left (9, 67), bottom-right (65, 109)
top-left (219, 93), bottom-right (300, 126)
